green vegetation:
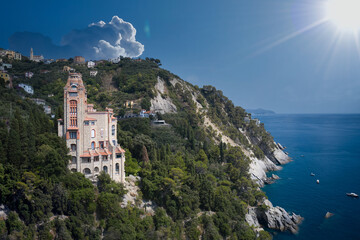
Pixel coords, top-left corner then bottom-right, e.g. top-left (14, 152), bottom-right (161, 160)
top-left (0, 55), bottom-right (278, 239)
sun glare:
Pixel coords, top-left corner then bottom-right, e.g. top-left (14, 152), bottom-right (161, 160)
top-left (326, 0), bottom-right (360, 31)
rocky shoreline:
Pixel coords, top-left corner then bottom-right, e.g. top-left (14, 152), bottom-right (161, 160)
top-left (246, 142), bottom-right (303, 235)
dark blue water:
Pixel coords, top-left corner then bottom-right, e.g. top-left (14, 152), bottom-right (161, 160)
top-left (258, 114), bottom-right (360, 240)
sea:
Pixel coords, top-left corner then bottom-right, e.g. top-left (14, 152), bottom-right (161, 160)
top-left (257, 114), bottom-right (360, 240)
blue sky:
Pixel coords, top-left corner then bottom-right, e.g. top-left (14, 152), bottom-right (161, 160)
top-left (1, 0), bottom-right (360, 113)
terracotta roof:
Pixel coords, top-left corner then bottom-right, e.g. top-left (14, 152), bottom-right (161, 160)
top-left (67, 127), bottom-right (78, 130)
top-left (90, 150), bottom-right (99, 156)
top-left (115, 147), bottom-right (125, 153)
top-left (80, 151), bottom-right (91, 158)
top-left (57, 119), bottom-right (63, 121)
top-left (99, 151), bottom-right (108, 156)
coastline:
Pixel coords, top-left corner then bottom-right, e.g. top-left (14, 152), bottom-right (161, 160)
top-left (246, 142), bottom-right (303, 235)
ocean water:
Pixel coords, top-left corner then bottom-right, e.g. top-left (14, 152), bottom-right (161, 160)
top-left (258, 114), bottom-right (360, 240)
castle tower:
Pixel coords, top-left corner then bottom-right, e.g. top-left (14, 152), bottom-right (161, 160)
top-left (30, 48), bottom-right (33, 61)
top-left (58, 73), bottom-right (125, 183)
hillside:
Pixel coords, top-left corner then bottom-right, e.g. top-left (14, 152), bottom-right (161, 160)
top-left (0, 56), bottom-right (299, 239)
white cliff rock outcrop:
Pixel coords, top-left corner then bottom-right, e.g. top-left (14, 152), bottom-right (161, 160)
top-left (122, 175), bottom-right (156, 216)
top-left (150, 77), bottom-right (177, 114)
top-left (246, 199), bottom-right (303, 234)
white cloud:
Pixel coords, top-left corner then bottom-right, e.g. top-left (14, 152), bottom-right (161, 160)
top-left (9, 16), bottom-right (144, 60)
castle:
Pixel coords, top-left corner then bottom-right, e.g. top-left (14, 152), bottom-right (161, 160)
top-left (58, 73), bottom-right (125, 182)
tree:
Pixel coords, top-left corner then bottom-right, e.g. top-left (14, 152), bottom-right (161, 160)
top-left (7, 118), bottom-right (21, 166)
top-left (141, 145), bottom-right (150, 164)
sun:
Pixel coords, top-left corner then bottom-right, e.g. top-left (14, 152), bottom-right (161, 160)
top-left (326, 0), bottom-right (360, 31)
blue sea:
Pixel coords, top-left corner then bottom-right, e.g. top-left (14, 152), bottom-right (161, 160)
top-left (258, 114), bottom-right (360, 240)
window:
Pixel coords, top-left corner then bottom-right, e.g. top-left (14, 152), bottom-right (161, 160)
top-left (112, 140), bottom-right (116, 146)
top-left (91, 129), bottom-right (95, 138)
top-left (83, 168), bottom-right (91, 175)
top-left (112, 125), bottom-right (115, 136)
top-left (70, 100), bottom-right (77, 127)
top-left (69, 131), bottom-right (77, 139)
top-left (100, 128), bottom-right (104, 138)
top-left (116, 163), bottom-right (119, 174)
top-left (71, 156), bottom-right (77, 164)
top-left (71, 144), bottom-right (76, 151)
top-left (69, 92), bottom-right (78, 97)
top-left (71, 168), bottom-right (77, 172)
top-left (116, 153), bottom-right (122, 158)
top-left (99, 141), bottom-right (104, 149)
top-left (84, 121), bottom-right (89, 126)
top-left (91, 141), bottom-right (95, 150)
top-left (91, 121), bottom-right (95, 125)
top-left (82, 158), bottom-right (91, 163)
top-left (94, 156), bottom-right (99, 162)
top-left (103, 166), bottom-right (108, 173)
top-left (94, 167), bottom-right (99, 172)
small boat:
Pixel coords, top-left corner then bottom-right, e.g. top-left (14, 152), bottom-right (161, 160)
top-left (310, 173), bottom-right (315, 176)
top-left (300, 155), bottom-right (304, 157)
top-left (316, 179), bottom-right (320, 184)
top-left (346, 193), bottom-right (359, 198)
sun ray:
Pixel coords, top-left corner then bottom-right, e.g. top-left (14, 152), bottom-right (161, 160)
top-left (251, 18), bottom-right (328, 57)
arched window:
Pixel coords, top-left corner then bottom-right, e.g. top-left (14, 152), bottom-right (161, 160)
top-left (115, 163), bottom-right (119, 174)
top-left (112, 125), bottom-right (115, 136)
top-left (91, 129), bottom-right (95, 138)
top-left (91, 141), bottom-right (95, 150)
top-left (83, 168), bottom-right (91, 175)
top-left (94, 167), bottom-right (99, 172)
top-left (103, 166), bottom-right (108, 173)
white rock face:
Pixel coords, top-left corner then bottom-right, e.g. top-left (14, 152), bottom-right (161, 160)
top-left (259, 200), bottom-right (303, 234)
top-left (249, 156), bottom-right (281, 187)
top-left (245, 207), bottom-right (263, 232)
top-left (150, 77), bottom-right (177, 114)
top-left (273, 148), bottom-right (291, 165)
top-left (122, 175), bottom-right (156, 215)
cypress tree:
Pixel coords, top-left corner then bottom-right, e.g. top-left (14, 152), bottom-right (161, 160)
top-left (141, 145), bottom-right (150, 164)
top-left (220, 141), bottom-right (224, 162)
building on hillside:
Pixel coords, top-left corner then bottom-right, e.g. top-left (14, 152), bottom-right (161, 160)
top-left (18, 83), bottom-right (34, 95)
top-left (90, 70), bottom-right (98, 77)
top-left (44, 105), bottom-right (51, 115)
top-left (14, 52), bottom-right (21, 60)
top-left (25, 72), bottom-right (34, 78)
top-left (56, 58), bottom-right (68, 62)
top-left (124, 100), bottom-right (134, 108)
top-left (57, 73), bottom-right (125, 182)
top-left (253, 119), bottom-right (261, 126)
top-left (0, 50), bottom-right (20, 60)
top-left (31, 98), bottom-right (46, 105)
top-left (30, 48), bottom-right (44, 62)
top-left (63, 66), bottom-right (74, 72)
top-left (2, 63), bottom-right (12, 69)
top-left (0, 71), bottom-right (10, 82)
top-left (44, 59), bottom-right (55, 64)
top-left (74, 56), bottom-right (85, 64)
top-left (139, 109), bottom-right (155, 118)
top-left (244, 116), bottom-right (250, 123)
top-left (87, 61), bottom-right (95, 68)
